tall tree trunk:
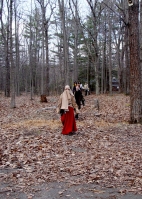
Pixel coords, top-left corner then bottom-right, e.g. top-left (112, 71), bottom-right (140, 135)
top-left (124, 27), bottom-right (130, 95)
top-left (123, 0), bottom-right (130, 95)
top-left (10, 0), bottom-right (16, 108)
top-left (0, 1), bottom-right (10, 97)
top-left (72, 0), bottom-right (79, 83)
top-left (86, 0), bottom-right (99, 95)
top-left (5, 44), bottom-right (10, 97)
top-left (29, 0), bottom-right (34, 100)
top-left (41, 0), bottom-right (45, 95)
top-left (14, 1), bottom-right (20, 96)
top-left (0, 0), bottom-right (3, 21)
top-left (37, 0), bottom-right (54, 95)
top-left (108, 13), bottom-right (112, 95)
top-left (101, 18), bottom-right (106, 94)
top-left (45, 22), bottom-right (49, 95)
top-left (58, 0), bottom-right (69, 85)
top-left (128, 0), bottom-right (142, 123)
top-left (140, 0), bottom-right (142, 107)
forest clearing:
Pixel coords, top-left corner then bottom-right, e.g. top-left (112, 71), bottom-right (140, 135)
top-left (1, 0), bottom-right (142, 198)
top-left (0, 93), bottom-right (142, 199)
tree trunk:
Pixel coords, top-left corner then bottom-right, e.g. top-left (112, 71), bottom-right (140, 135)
top-left (45, 22), bottom-right (49, 95)
top-left (0, 1), bottom-right (10, 97)
top-left (58, 0), bottom-right (70, 85)
top-left (41, 1), bottom-right (45, 95)
top-left (73, 0), bottom-right (79, 83)
top-left (101, 18), bottom-right (106, 94)
top-left (140, 0), bottom-right (142, 109)
top-left (14, 1), bottom-right (20, 96)
top-left (29, 16), bottom-right (34, 100)
top-left (5, 49), bottom-right (10, 97)
top-left (86, 0), bottom-right (100, 95)
top-left (128, 0), bottom-right (142, 123)
top-left (108, 13), bottom-right (112, 95)
top-left (10, 0), bottom-right (16, 108)
top-left (124, 26), bottom-right (130, 95)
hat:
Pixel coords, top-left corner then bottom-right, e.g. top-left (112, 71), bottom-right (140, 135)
top-left (65, 85), bottom-right (70, 90)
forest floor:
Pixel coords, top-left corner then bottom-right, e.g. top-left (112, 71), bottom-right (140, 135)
top-left (0, 93), bottom-right (142, 199)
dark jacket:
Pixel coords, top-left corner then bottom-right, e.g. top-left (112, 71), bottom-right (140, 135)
top-left (75, 90), bottom-right (83, 109)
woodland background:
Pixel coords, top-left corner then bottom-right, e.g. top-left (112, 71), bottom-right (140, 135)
top-left (0, 0), bottom-right (142, 123)
top-left (0, 1), bottom-right (142, 198)
top-left (1, 0), bottom-right (124, 97)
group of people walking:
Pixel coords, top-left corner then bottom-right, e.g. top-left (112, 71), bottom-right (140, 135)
top-left (73, 81), bottom-right (90, 96)
top-left (57, 82), bottom-right (89, 135)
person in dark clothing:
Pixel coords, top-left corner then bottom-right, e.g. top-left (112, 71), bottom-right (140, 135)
top-left (73, 81), bottom-right (77, 94)
top-left (74, 86), bottom-right (85, 119)
top-left (75, 86), bottom-right (82, 110)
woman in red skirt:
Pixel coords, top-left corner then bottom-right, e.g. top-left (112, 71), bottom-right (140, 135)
top-left (57, 85), bottom-right (80, 135)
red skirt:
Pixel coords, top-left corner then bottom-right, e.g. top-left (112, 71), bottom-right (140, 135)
top-left (61, 106), bottom-right (77, 135)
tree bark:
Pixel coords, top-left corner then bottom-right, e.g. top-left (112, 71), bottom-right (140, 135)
top-left (86, 0), bottom-right (100, 95)
top-left (140, 0), bottom-right (142, 109)
top-left (58, 0), bottom-right (70, 85)
top-left (108, 13), bottom-right (112, 95)
top-left (10, 0), bottom-right (16, 108)
top-left (128, 0), bottom-right (142, 123)
top-left (0, 0), bottom-right (10, 97)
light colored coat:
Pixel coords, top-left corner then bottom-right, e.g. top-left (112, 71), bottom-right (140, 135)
top-left (83, 83), bottom-right (88, 90)
top-left (57, 90), bottom-right (80, 114)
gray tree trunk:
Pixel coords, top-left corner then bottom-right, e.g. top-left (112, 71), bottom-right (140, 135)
top-left (86, 0), bottom-right (100, 95)
top-left (71, 0), bottom-right (79, 83)
top-left (101, 19), bottom-right (106, 94)
top-left (14, 1), bottom-right (20, 96)
top-left (58, 0), bottom-right (70, 85)
top-left (41, 7), bottom-right (45, 95)
top-left (0, 0), bottom-right (10, 97)
top-left (108, 13), bottom-right (112, 95)
top-left (10, 0), bottom-right (16, 108)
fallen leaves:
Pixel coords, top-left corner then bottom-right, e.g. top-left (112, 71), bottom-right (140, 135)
top-left (0, 93), bottom-right (142, 196)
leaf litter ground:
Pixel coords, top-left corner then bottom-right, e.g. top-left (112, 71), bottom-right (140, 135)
top-left (0, 93), bottom-right (142, 199)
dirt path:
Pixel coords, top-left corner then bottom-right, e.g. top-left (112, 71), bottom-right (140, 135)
top-left (0, 174), bottom-right (142, 199)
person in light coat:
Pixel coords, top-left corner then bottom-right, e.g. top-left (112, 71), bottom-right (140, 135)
top-left (57, 85), bottom-right (80, 135)
top-left (83, 83), bottom-right (89, 96)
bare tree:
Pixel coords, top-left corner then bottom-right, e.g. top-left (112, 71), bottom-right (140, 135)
top-left (128, 0), bottom-right (142, 123)
top-left (86, 0), bottom-right (100, 95)
top-left (69, 0), bottom-right (80, 83)
top-left (58, 0), bottom-right (70, 85)
top-left (101, 11), bottom-right (107, 94)
top-left (108, 9), bottom-right (112, 95)
top-left (36, 0), bottom-right (55, 95)
top-left (14, 0), bottom-right (21, 96)
top-left (0, 0), bottom-right (3, 21)
top-left (0, 0), bottom-right (10, 97)
top-left (10, 0), bottom-right (16, 108)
